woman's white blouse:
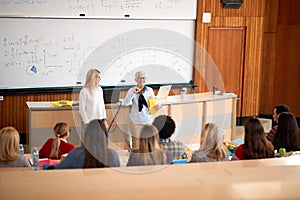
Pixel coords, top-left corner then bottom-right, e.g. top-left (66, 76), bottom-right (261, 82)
top-left (79, 87), bottom-right (107, 124)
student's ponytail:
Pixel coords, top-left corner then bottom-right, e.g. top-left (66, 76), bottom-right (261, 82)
top-left (50, 122), bottom-right (68, 159)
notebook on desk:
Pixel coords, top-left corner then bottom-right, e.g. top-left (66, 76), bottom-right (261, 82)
top-left (156, 85), bottom-right (172, 100)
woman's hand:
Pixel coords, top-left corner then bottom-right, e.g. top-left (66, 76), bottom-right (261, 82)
top-left (153, 104), bottom-right (162, 111)
top-left (133, 87), bottom-right (141, 94)
top-left (102, 119), bottom-right (109, 132)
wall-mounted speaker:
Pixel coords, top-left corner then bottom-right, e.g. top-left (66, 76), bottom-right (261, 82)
top-left (222, 0), bottom-right (243, 9)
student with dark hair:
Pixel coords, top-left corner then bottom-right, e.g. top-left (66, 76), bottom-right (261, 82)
top-left (266, 104), bottom-right (290, 141)
top-left (39, 122), bottom-right (75, 159)
top-left (56, 119), bottom-right (120, 169)
top-left (232, 117), bottom-right (274, 160)
top-left (152, 115), bottom-right (186, 160)
top-left (272, 112), bottom-right (300, 152)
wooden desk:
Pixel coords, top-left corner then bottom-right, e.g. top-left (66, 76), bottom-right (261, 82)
top-left (156, 93), bottom-right (237, 146)
top-left (1, 156), bottom-right (300, 200)
top-left (26, 102), bottom-right (83, 151)
top-left (26, 92), bottom-right (237, 151)
top-left (26, 101), bottom-right (130, 151)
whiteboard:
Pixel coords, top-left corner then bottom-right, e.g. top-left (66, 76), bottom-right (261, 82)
top-left (0, 0), bottom-right (197, 19)
top-left (0, 18), bottom-right (195, 89)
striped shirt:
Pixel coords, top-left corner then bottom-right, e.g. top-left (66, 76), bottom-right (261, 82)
top-left (266, 125), bottom-right (278, 142)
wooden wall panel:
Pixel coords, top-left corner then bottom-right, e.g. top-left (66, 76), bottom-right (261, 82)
top-left (273, 25), bottom-right (300, 117)
top-left (274, 0), bottom-right (300, 117)
top-left (278, 0), bottom-right (300, 26)
top-left (0, 87), bottom-right (183, 140)
top-left (204, 0), bottom-right (265, 17)
top-left (259, 0), bottom-right (300, 118)
top-left (213, 17), bottom-right (245, 26)
top-left (242, 17), bottom-right (264, 116)
top-left (0, 93), bottom-right (77, 134)
top-left (264, 0), bottom-right (279, 32)
top-left (206, 27), bottom-right (245, 116)
top-left (193, 0), bottom-right (209, 93)
top-left (259, 33), bottom-right (277, 114)
top-left (259, 0), bottom-right (278, 115)
top-left (243, 0), bottom-right (265, 17)
top-left (194, 0), bottom-right (265, 117)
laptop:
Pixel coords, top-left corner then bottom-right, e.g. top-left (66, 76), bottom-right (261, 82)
top-left (156, 85), bottom-right (172, 100)
top-left (103, 89), bottom-right (121, 104)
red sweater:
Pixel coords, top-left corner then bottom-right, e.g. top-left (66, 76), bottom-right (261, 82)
top-left (39, 138), bottom-right (75, 159)
top-left (233, 144), bottom-right (245, 160)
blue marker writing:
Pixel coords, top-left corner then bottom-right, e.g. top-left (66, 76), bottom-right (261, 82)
top-left (31, 66), bottom-right (37, 73)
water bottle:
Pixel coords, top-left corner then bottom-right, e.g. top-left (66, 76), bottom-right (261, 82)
top-left (221, 130), bottom-right (225, 142)
top-left (32, 147), bottom-right (39, 171)
top-left (180, 87), bottom-right (187, 99)
top-left (19, 144), bottom-right (24, 155)
top-left (213, 86), bottom-right (217, 95)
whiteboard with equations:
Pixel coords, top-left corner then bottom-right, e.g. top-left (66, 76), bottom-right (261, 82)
top-left (0, 18), bottom-right (195, 89)
top-left (0, 0), bottom-right (197, 19)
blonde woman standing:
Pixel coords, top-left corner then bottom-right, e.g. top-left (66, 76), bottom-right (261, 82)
top-left (190, 123), bottom-right (229, 162)
top-left (39, 122), bottom-right (75, 159)
top-left (0, 127), bottom-right (31, 168)
top-left (79, 69), bottom-right (108, 137)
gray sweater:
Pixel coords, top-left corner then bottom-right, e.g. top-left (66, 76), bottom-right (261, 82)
top-left (56, 147), bottom-right (120, 169)
top-left (0, 155), bottom-right (31, 168)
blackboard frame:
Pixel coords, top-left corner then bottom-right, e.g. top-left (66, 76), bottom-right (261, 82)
top-left (0, 82), bottom-right (197, 95)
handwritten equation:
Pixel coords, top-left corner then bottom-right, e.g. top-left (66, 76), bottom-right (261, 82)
top-left (0, 18), bottom-right (194, 89)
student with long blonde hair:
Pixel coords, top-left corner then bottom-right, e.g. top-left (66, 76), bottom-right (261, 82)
top-left (190, 123), bottom-right (229, 162)
top-left (79, 69), bottom-right (108, 138)
top-left (39, 122), bottom-right (75, 159)
top-left (126, 125), bottom-right (172, 166)
top-left (0, 127), bottom-right (31, 168)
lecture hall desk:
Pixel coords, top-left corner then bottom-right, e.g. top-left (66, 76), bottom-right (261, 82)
top-left (26, 92), bottom-right (237, 151)
top-left (1, 155), bottom-right (300, 200)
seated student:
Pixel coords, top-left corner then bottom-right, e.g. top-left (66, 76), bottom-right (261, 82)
top-left (266, 104), bottom-right (290, 142)
top-left (0, 127), bottom-right (31, 168)
top-left (126, 125), bottom-right (172, 166)
top-left (189, 123), bottom-right (229, 163)
top-left (55, 119), bottom-right (120, 169)
top-left (152, 115), bottom-right (187, 160)
top-left (232, 117), bottom-right (274, 160)
top-left (39, 122), bottom-right (75, 159)
top-left (272, 112), bottom-right (300, 152)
